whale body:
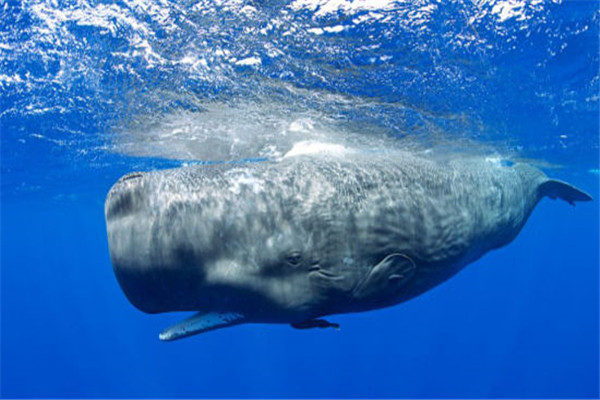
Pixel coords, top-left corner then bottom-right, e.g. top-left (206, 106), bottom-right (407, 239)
top-left (105, 149), bottom-right (592, 340)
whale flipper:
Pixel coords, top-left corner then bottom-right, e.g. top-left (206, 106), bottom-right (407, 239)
top-left (539, 179), bottom-right (593, 205)
top-left (353, 253), bottom-right (417, 304)
top-left (159, 312), bottom-right (245, 341)
top-left (291, 319), bottom-right (340, 330)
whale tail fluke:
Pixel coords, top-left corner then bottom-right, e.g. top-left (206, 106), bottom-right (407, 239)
top-left (539, 179), bottom-right (593, 205)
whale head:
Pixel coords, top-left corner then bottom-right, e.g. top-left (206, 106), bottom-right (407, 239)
top-left (105, 165), bottom-right (362, 324)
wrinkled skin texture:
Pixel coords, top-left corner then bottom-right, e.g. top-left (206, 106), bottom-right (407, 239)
top-left (105, 151), bottom-right (588, 327)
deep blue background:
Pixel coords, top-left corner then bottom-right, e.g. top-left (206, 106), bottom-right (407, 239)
top-left (1, 174), bottom-right (598, 398)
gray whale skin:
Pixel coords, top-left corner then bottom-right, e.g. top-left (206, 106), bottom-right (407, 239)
top-left (105, 150), bottom-right (592, 341)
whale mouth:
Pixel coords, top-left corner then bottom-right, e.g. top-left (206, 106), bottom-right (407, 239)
top-left (308, 266), bottom-right (338, 278)
top-left (118, 172), bottom-right (145, 183)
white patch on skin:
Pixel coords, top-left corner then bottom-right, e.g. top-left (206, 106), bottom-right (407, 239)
top-left (283, 141), bottom-right (355, 158)
top-left (485, 156), bottom-right (502, 165)
top-left (226, 169), bottom-right (265, 194)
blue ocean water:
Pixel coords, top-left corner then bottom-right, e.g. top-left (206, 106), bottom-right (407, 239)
top-left (1, 0), bottom-right (599, 398)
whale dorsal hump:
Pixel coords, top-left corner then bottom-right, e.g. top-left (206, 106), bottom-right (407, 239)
top-left (159, 312), bottom-right (245, 341)
top-left (539, 179), bottom-right (593, 206)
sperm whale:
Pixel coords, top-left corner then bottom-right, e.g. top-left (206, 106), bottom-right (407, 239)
top-left (105, 148), bottom-right (592, 340)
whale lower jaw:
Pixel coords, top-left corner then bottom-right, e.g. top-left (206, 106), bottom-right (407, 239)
top-left (159, 312), bottom-right (246, 341)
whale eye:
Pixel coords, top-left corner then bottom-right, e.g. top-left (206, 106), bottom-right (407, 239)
top-left (286, 252), bottom-right (302, 266)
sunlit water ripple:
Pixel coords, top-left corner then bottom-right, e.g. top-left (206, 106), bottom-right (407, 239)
top-left (0, 0), bottom-right (598, 198)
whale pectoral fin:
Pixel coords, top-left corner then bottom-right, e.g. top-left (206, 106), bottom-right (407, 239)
top-left (353, 253), bottom-right (416, 303)
top-left (159, 312), bottom-right (245, 341)
top-left (291, 319), bottom-right (340, 330)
